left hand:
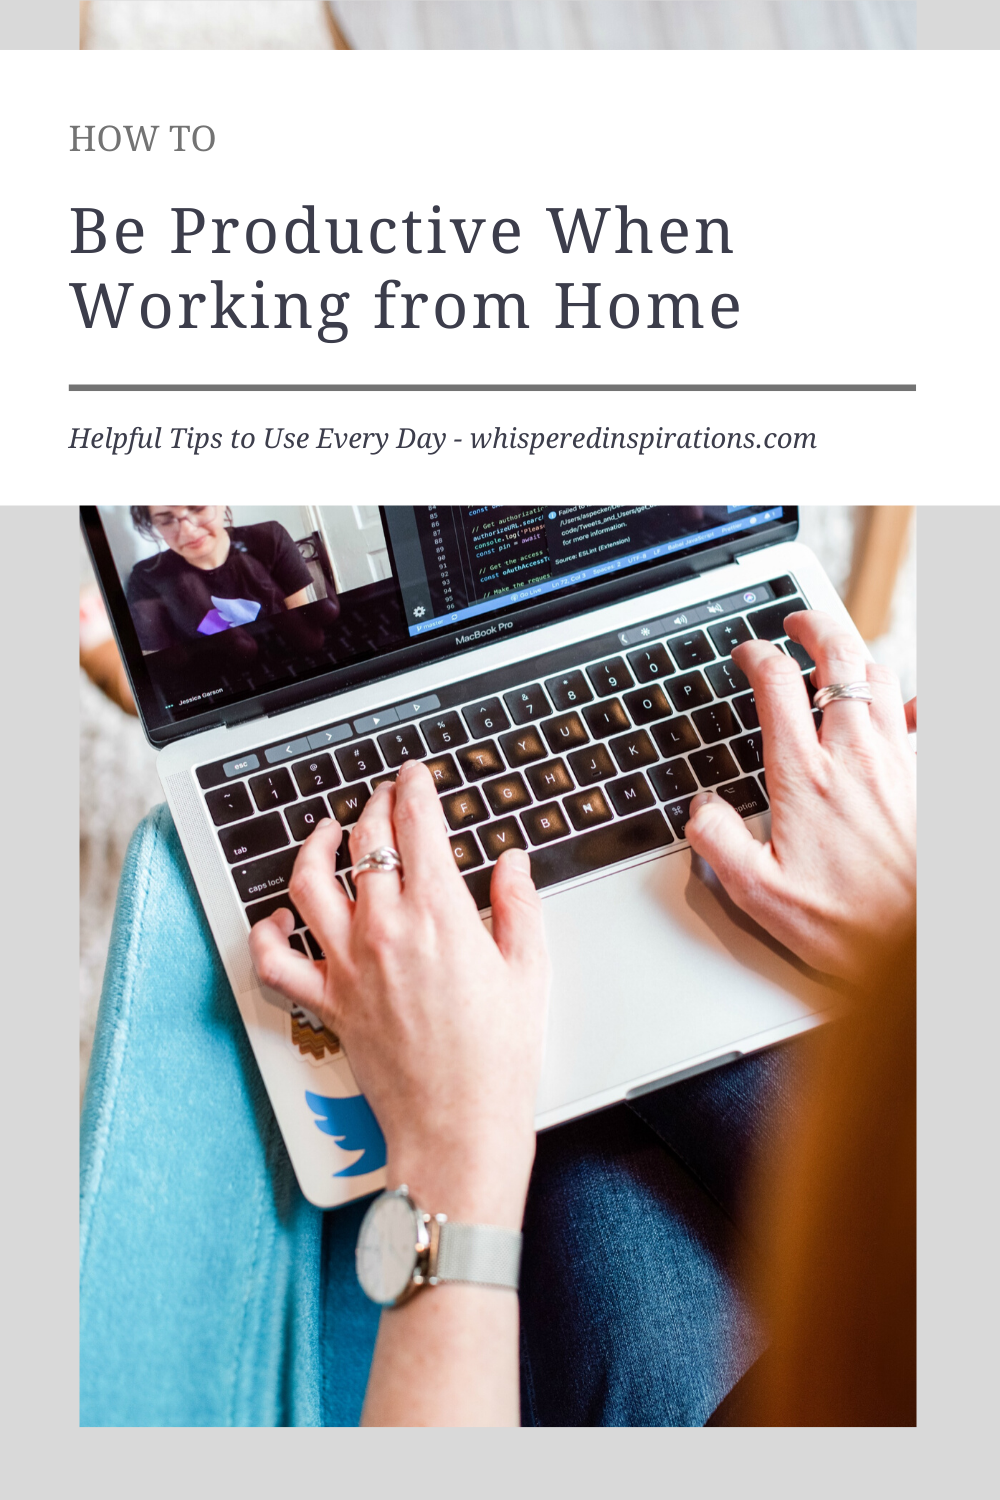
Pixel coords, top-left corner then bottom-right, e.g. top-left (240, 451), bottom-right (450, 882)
top-left (248, 759), bottom-right (551, 1229)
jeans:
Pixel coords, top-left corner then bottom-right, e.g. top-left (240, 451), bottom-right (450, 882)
top-left (82, 805), bottom-right (809, 1427)
top-left (518, 1040), bottom-right (815, 1426)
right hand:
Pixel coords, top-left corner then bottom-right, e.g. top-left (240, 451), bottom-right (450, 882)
top-left (685, 610), bottom-right (916, 984)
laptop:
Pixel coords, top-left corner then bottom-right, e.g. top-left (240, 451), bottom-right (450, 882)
top-left (83, 503), bottom-right (844, 1209)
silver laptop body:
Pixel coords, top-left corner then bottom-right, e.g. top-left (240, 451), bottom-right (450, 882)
top-left (87, 507), bottom-right (843, 1208)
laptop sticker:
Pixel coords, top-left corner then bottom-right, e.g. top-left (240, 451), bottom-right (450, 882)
top-left (305, 1091), bottom-right (387, 1178)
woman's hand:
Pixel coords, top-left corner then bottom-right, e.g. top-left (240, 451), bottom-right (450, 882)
top-left (248, 758), bottom-right (550, 1229)
top-left (685, 609), bottom-right (916, 985)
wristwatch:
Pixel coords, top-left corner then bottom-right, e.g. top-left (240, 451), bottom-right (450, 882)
top-left (355, 1186), bottom-right (523, 1307)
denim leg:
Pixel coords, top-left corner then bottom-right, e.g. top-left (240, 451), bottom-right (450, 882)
top-left (519, 1104), bottom-right (763, 1427)
top-left (627, 1035), bottom-right (823, 1233)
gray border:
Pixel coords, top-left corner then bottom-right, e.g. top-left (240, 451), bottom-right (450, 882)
top-left (3, 508), bottom-right (80, 1438)
top-left (916, 507), bottom-right (994, 1434)
top-left (919, 0), bottom-right (1000, 46)
top-left (0, 0), bottom-right (78, 48)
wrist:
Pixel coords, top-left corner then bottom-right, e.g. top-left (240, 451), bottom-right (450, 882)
top-left (385, 1139), bottom-right (534, 1231)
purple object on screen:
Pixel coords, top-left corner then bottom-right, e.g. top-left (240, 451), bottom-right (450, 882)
top-left (196, 596), bottom-right (262, 635)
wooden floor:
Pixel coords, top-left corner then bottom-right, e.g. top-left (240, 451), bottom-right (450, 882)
top-left (333, 3), bottom-right (916, 50)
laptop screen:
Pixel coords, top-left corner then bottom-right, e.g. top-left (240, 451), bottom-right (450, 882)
top-left (83, 504), bottom-right (794, 739)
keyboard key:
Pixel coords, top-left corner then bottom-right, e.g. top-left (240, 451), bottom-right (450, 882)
top-left (457, 740), bottom-right (505, 781)
top-left (378, 725), bottom-right (426, 767)
top-left (542, 712), bottom-right (589, 753)
top-left (425, 754), bottom-right (462, 792)
top-left (783, 638), bottom-right (816, 672)
top-left (588, 657), bottom-right (634, 697)
top-left (292, 754), bottom-right (340, 796)
top-left (564, 788), bottom-right (614, 831)
top-left (479, 818), bottom-right (529, 861)
top-left (527, 809), bottom-right (672, 888)
top-left (665, 671), bottom-right (712, 712)
top-left (223, 753), bottom-right (260, 779)
top-left (768, 575), bottom-right (798, 597)
top-left (708, 618), bottom-right (752, 657)
top-left (544, 670), bottom-right (593, 710)
top-left (759, 772), bottom-right (767, 796)
top-left (567, 744), bottom-right (617, 785)
top-left (441, 787), bottom-right (489, 829)
top-left (499, 726), bottom-right (547, 767)
top-left (748, 598), bottom-right (804, 640)
top-left (606, 772), bottom-right (655, 817)
top-left (608, 729), bottom-right (658, 771)
top-left (249, 768), bottom-right (297, 812)
top-left (622, 685), bottom-right (672, 726)
top-left (627, 643), bottom-right (673, 683)
top-left (264, 736), bottom-right (312, 765)
top-left (521, 802), bottom-right (571, 845)
top-left (483, 773), bottom-right (532, 816)
top-left (504, 684), bottom-right (550, 723)
top-left (289, 933), bottom-right (307, 955)
top-left (667, 630), bottom-right (714, 669)
top-left (690, 745), bottom-right (740, 787)
top-left (336, 740), bottom-right (383, 781)
top-left (371, 772), bottom-right (397, 788)
top-left (307, 725), bottom-right (352, 751)
top-left (304, 931), bottom-right (326, 961)
top-left (583, 699), bottom-right (630, 738)
top-left (649, 759), bottom-right (698, 801)
top-left (705, 660), bottom-right (750, 698)
top-left (662, 797), bottom-right (695, 839)
top-left (732, 732), bottom-right (764, 773)
top-left (205, 782), bottom-right (253, 827)
top-left (421, 712), bottom-right (468, 754)
top-left (464, 697), bottom-right (510, 738)
top-left (354, 710), bottom-right (398, 735)
top-left (219, 812), bottom-right (289, 865)
top-left (716, 777), bottom-right (769, 819)
top-left (245, 892), bottom-right (304, 929)
top-left (652, 716), bottom-right (700, 757)
top-left (526, 758), bottom-right (574, 799)
top-left (692, 702), bottom-right (739, 744)
top-left (233, 847), bottom-right (298, 903)
top-left (286, 798), bottom-right (329, 842)
top-left (449, 832), bottom-right (484, 872)
top-left (733, 692), bottom-right (759, 730)
top-left (328, 782), bottom-right (371, 825)
top-left (391, 694), bottom-right (441, 722)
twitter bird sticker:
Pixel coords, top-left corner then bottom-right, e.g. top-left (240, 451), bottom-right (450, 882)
top-left (305, 1092), bottom-right (387, 1177)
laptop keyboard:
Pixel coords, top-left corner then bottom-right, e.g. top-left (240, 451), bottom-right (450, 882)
top-left (196, 575), bottom-right (817, 944)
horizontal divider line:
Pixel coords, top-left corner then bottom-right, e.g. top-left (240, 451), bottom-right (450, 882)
top-left (68, 382), bottom-right (916, 393)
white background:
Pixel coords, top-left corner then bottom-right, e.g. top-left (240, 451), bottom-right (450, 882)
top-left (1, 49), bottom-right (995, 500)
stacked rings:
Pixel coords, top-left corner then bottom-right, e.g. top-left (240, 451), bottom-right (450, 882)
top-left (813, 681), bottom-right (873, 711)
top-left (345, 846), bottom-right (404, 880)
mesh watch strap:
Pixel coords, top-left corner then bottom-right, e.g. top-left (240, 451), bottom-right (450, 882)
top-left (434, 1221), bottom-right (522, 1291)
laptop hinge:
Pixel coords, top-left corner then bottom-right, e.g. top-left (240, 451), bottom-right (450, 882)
top-left (220, 700), bottom-right (265, 729)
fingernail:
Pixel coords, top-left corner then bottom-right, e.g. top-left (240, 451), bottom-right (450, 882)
top-left (689, 793), bottom-right (719, 815)
top-left (503, 847), bottom-right (531, 872)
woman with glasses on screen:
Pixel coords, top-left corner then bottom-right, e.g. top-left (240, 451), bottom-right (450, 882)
top-left (126, 505), bottom-right (334, 654)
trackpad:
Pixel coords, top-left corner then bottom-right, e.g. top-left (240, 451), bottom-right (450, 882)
top-left (532, 827), bottom-right (836, 1120)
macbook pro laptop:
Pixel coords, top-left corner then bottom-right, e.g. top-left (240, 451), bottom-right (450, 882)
top-left (83, 504), bottom-right (845, 1208)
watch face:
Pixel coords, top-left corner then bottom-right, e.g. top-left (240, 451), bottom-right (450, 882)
top-left (356, 1192), bottom-right (420, 1305)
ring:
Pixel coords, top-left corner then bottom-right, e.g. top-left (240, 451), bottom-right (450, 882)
top-left (813, 681), bottom-right (874, 711)
top-left (344, 846), bottom-right (404, 881)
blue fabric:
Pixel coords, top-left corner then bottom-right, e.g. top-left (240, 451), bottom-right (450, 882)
top-left (82, 804), bottom-right (798, 1427)
top-left (79, 803), bottom-right (379, 1426)
top-left (518, 1043), bottom-right (814, 1426)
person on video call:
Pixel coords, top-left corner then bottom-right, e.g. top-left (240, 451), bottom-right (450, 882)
top-left (126, 505), bottom-right (329, 654)
top-left (249, 608), bottom-right (917, 1427)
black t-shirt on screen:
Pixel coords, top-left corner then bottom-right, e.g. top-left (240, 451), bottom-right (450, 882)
top-left (126, 521), bottom-right (314, 652)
